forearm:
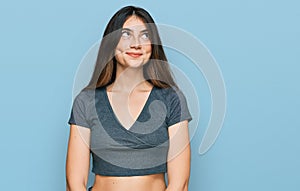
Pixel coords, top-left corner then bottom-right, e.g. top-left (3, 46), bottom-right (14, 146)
top-left (66, 181), bottom-right (87, 191)
top-left (66, 165), bottom-right (89, 191)
top-left (165, 179), bottom-right (189, 191)
top-left (66, 186), bottom-right (86, 191)
top-left (66, 171), bottom-right (88, 191)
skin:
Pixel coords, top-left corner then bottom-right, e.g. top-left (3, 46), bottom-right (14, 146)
top-left (66, 16), bottom-right (191, 191)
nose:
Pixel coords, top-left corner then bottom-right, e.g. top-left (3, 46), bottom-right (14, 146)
top-left (129, 36), bottom-right (142, 49)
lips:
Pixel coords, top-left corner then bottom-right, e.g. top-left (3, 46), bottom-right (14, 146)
top-left (126, 52), bottom-right (143, 58)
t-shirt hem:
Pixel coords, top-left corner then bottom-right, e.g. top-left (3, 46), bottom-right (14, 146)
top-left (167, 117), bottom-right (192, 127)
top-left (91, 169), bottom-right (167, 177)
top-left (68, 121), bottom-right (90, 129)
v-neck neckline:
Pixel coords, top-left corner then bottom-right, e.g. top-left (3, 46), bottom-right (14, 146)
top-left (103, 86), bottom-right (155, 131)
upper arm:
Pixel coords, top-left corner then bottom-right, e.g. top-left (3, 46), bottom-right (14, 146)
top-left (165, 88), bottom-right (192, 189)
top-left (167, 120), bottom-right (191, 190)
top-left (66, 125), bottom-right (91, 189)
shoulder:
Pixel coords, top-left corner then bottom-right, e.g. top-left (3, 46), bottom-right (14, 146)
top-left (155, 86), bottom-right (187, 103)
top-left (153, 86), bottom-right (189, 114)
top-left (76, 88), bottom-right (94, 99)
top-left (73, 88), bottom-right (96, 107)
top-left (155, 86), bottom-right (192, 126)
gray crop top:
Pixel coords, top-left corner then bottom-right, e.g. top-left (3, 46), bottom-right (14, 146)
top-left (68, 86), bottom-right (192, 176)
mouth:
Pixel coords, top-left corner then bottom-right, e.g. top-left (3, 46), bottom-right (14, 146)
top-left (126, 52), bottom-right (143, 58)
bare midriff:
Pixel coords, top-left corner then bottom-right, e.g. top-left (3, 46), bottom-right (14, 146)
top-left (91, 173), bottom-right (166, 191)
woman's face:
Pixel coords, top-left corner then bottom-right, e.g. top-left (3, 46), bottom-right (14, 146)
top-left (115, 16), bottom-right (152, 68)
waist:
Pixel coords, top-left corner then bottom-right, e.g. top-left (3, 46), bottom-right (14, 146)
top-left (91, 173), bottom-right (166, 191)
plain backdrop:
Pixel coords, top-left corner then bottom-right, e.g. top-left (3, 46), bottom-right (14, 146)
top-left (0, 0), bottom-right (299, 190)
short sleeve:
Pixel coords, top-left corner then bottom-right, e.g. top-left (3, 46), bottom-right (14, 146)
top-left (166, 88), bottom-right (192, 127)
top-left (68, 91), bottom-right (91, 128)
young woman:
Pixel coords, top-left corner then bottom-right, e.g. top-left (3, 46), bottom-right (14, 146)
top-left (66, 6), bottom-right (192, 191)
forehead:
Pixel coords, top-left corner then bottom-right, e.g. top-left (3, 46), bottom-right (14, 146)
top-left (122, 16), bottom-right (148, 31)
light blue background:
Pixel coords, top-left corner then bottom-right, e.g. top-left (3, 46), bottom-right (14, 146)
top-left (0, 0), bottom-right (299, 190)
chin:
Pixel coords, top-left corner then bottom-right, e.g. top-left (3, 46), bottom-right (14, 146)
top-left (125, 60), bottom-right (146, 68)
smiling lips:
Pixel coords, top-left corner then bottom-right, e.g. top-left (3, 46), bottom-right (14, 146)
top-left (126, 52), bottom-right (143, 58)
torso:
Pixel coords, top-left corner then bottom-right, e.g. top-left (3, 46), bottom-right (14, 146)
top-left (91, 83), bottom-right (167, 191)
top-left (86, 82), bottom-right (176, 191)
top-left (91, 173), bottom-right (166, 191)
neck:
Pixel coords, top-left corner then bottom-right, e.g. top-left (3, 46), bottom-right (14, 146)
top-left (111, 65), bottom-right (150, 93)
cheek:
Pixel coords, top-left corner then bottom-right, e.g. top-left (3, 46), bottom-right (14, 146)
top-left (144, 45), bottom-right (152, 58)
top-left (115, 49), bottom-right (124, 64)
top-left (116, 40), bottom-right (130, 52)
top-left (115, 42), bottom-right (126, 59)
top-left (114, 44), bottom-right (124, 63)
top-left (143, 43), bottom-right (151, 53)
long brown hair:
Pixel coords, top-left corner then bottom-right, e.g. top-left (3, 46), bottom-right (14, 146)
top-left (85, 6), bottom-right (177, 90)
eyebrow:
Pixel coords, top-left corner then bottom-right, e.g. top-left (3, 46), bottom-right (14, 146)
top-left (122, 28), bottom-right (149, 33)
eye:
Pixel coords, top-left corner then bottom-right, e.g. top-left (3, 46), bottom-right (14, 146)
top-left (121, 30), bottom-right (131, 38)
top-left (141, 32), bottom-right (150, 40)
